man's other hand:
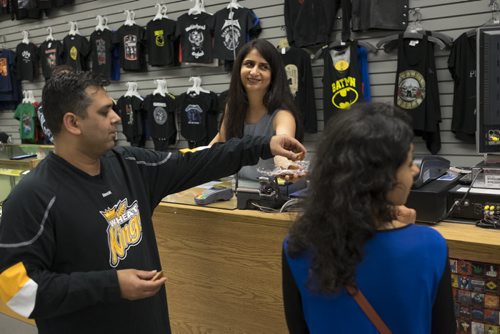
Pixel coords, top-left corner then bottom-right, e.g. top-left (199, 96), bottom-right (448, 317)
top-left (117, 269), bottom-right (167, 301)
top-left (270, 135), bottom-right (306, 161)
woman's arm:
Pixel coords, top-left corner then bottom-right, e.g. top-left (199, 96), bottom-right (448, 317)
top-left (273, 110), bottom-right (300, 169)
top-left (209, 110), bottom-right (227, 146)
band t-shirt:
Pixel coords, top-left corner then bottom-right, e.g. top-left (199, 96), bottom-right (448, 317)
top-left (142, 93), bottom-right (177, 144)
top-left (211, 7), bottom-right (261, 61)
top-left (176, 12), bottom-right (214, 64)
top-left (114, 24), bottom-right (147, 71)
top-left (38, 40), bottom-right (64, 80)
top-left (90, 29), bottom-right (114, 80)
top-left (116, 95), bottom-right (145, 146)
top-left (62, 34), bottom-right (90, 72)
top-left (177, 91), bottom-right (218, 148)
top-left (280, 46), bottom-right (317, 133)
top-left (15, 42), bottom-right (38, 81)
top-left (146, 18), bottom-right (177, 67)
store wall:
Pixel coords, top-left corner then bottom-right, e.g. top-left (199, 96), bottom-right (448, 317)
top-left (0, 0), bottom-right (493, 166)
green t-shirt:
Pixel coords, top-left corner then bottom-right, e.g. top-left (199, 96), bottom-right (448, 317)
top-left (14, 103), bottom-right (36, 140)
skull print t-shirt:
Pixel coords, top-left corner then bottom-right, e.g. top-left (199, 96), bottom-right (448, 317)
top-left (176, 12), bottom-right (214, 64)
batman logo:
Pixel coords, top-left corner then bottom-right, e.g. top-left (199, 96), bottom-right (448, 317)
top-left (332, 87), bottom-right (359, 109)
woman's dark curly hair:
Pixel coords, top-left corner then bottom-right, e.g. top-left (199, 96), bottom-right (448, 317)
top-left (223, 38), bottom-right (303, 141)
top-left (287, 103), bottom-right (414, 293)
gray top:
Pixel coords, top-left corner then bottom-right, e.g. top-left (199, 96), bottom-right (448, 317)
top-left (238, 110), bottom-right (278, 180)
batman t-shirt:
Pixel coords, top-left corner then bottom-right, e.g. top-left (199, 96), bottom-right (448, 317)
top-left (322, 40), bottom-right (363, 124)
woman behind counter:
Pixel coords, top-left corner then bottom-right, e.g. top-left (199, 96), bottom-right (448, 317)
top-left (210, 39), bottom-right (303, 180)
top-left (282, 103), bottom-right (456, 333)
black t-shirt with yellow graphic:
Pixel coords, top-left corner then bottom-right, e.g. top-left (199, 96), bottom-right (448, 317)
top-left (62, 34), bottom-right (90, 72)
top-left (146, 18), bottom-right (177, 67)
top-left (322, 40), bottom-right (363, 125)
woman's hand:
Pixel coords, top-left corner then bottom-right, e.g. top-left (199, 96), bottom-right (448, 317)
top-left (395, 205), bottom-right (416, 225)
top-left (269, 135), bottom-right (306, 161)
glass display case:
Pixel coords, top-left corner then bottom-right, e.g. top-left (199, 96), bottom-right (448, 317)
top-left (0, 144), bottom-right (53, 203)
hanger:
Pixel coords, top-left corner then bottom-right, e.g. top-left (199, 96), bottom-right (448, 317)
top-left (21, 30), bottom-right (30, 44)
top-left (153, 79), bottom-right (169, 97)
top-left (46, 27), bottom-right (55, 41)
top-left (408, 8), bottom-right (453, 48)
top-left (95, 15), bottom-right (106, 31)
top-left (376, 32), bottom-right (446, 51)
top-left (276, 37), bottom-right (290, 54)
top-left (161, 4), bottom-right (169, 18)
top-left (0, 35), bottom-right (6, 49)
top-left (153, 3), bottom-right (163, 21)
top-left (124, 10), bottom-right (136, 26)
top-left (188, 0), bottom-right (204, 15)
top-left (27, 90), bottom-right (36, 103)
top-left (22, 90), bottom-right (28, 103)
top-left (124, 82), bottom-right (144, 100)
top-left (187, 76), bottom-right (210, 95)
top-left (68, 21), bottom-right (80, 36)
top-left (227, 0), bottom-right (242, 9)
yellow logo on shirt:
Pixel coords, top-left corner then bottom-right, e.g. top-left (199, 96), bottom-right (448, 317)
top-left (70, 46), bottom-right (78, 61)
top-left (100, 199), bottom-right (142, 268)
top-left (331, 76), bottom-right (359, 109)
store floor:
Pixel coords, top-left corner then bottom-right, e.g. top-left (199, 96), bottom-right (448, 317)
top-left (0, 313), bottom-right (36, 334)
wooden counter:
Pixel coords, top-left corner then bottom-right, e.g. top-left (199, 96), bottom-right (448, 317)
top-left (153, 202), bottom-right (500, 334)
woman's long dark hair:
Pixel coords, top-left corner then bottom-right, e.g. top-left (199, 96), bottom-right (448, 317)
top-left (223, 39), bottom-right (303, 141)
top-left (287, 103), bottom-right (414, 293)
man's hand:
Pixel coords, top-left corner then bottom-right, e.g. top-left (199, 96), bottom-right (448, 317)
top-left (395, 205), bottom-right (416, 225)
top-left (270, 135), bottom-right (306, 161)
top-left (117, 269), bottom-right (167, 301)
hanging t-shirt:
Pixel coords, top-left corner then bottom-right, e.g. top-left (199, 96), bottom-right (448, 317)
top-left (113, 24), bottom-right (147, 71)
top-left (14, 102), bottom-right (36, 141)
top-left (322, 41), bottom-right (363, 124)
top-left (0, 49), bottom-right (22, 110)
top-left (448, 32), bottom-right (476, 142)
top-left (36, 104), bottom-right (54, 144)
top-left (116, 95), bottom-right (145, 146)
top-left (89, 29), bottom-right (114, 80)
top-left (176, 12), bottom-right (214, 64)
top-left (177, 91), bottom-right (218, 148)
top-left (15, 42), bottom-right (38, 81)
top-left (38, 40), bottom-right (64, 80)
top-left (142, 93), bottom-right (177, 144)
top-left (394, 34), bottom-right (441, 154)
top-left (358, 46), bottom-right (372, 102)
top-left (211, 7), bottom-right (261, 61)
top-left (146, 18), bottom-right (177, 67)
top-left (62, 34), bottom-right (90, 72)
top-left (351, 0), bottom-right (409, 31)
top-left (280, 46), bottom-right (317, 133)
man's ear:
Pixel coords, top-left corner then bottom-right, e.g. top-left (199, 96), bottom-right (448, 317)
top-left (62, 113), bottom-right (81, 135)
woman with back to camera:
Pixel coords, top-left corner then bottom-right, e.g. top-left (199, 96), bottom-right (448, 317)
top-left (210, 38), bottom-right (303, 180)
top-left (282, 103), bottom-right (456, 333)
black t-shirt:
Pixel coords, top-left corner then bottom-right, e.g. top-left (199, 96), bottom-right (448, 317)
top-left (448, 32), bottom-right (476, 141)
top-left (38, 40), bottom-right (64, 80)
top-left (176, 12), bottom-right (214, 64)
top-left (90, 29), bottom-right (114, 80)
top-left (146, 18), bottom-right (177, 67)
top-left (113, 24), bottom-right (147, 71)
top-left (394, 34), bottom-right (441, 154)
top-left (280, 46), bottom-right (317, 133)
top-left (177, 91), bottom-right (218, 146)
top-left (116, 95), bottom-right (145, 145)
top-left (322, 41), bottom-right (363, 124)
top-left (211, 7), bottom-right (261, 61)
top-left (62, 34), bottom-right (90, 72)
top-left (142, 93), bottom-right (177, 142)
top-left (15, 42), bottom-right (38, 81)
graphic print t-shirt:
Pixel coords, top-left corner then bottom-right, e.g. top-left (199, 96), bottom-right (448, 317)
top-left (142, 93), bottom-right (177, 142)
top-left (38, 40), bottom-right (63, 80)
top-left (14, 102), bottom-right (36, 140)
top-left (116, 95), bottom-right (144, 145)
top-left (114, 24), bottom-right (147, 71)
top-left (177, 91), bottom-right (218, 146)
top-left (15, 42), bottom-right (38, 81)
top-left (176, 12), bottom-right (214, 64)
top-left (146, 18), bottom-right (177, 66)
top-left (211, 7), bottom-right (261, 61)
top-left (62, 34), bottom-right (90, 72)
top-left (90, 29), bottom-right (114, 80)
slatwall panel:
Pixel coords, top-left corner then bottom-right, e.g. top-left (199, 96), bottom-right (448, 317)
top-left (0, 0), bottom-right (494, 166)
